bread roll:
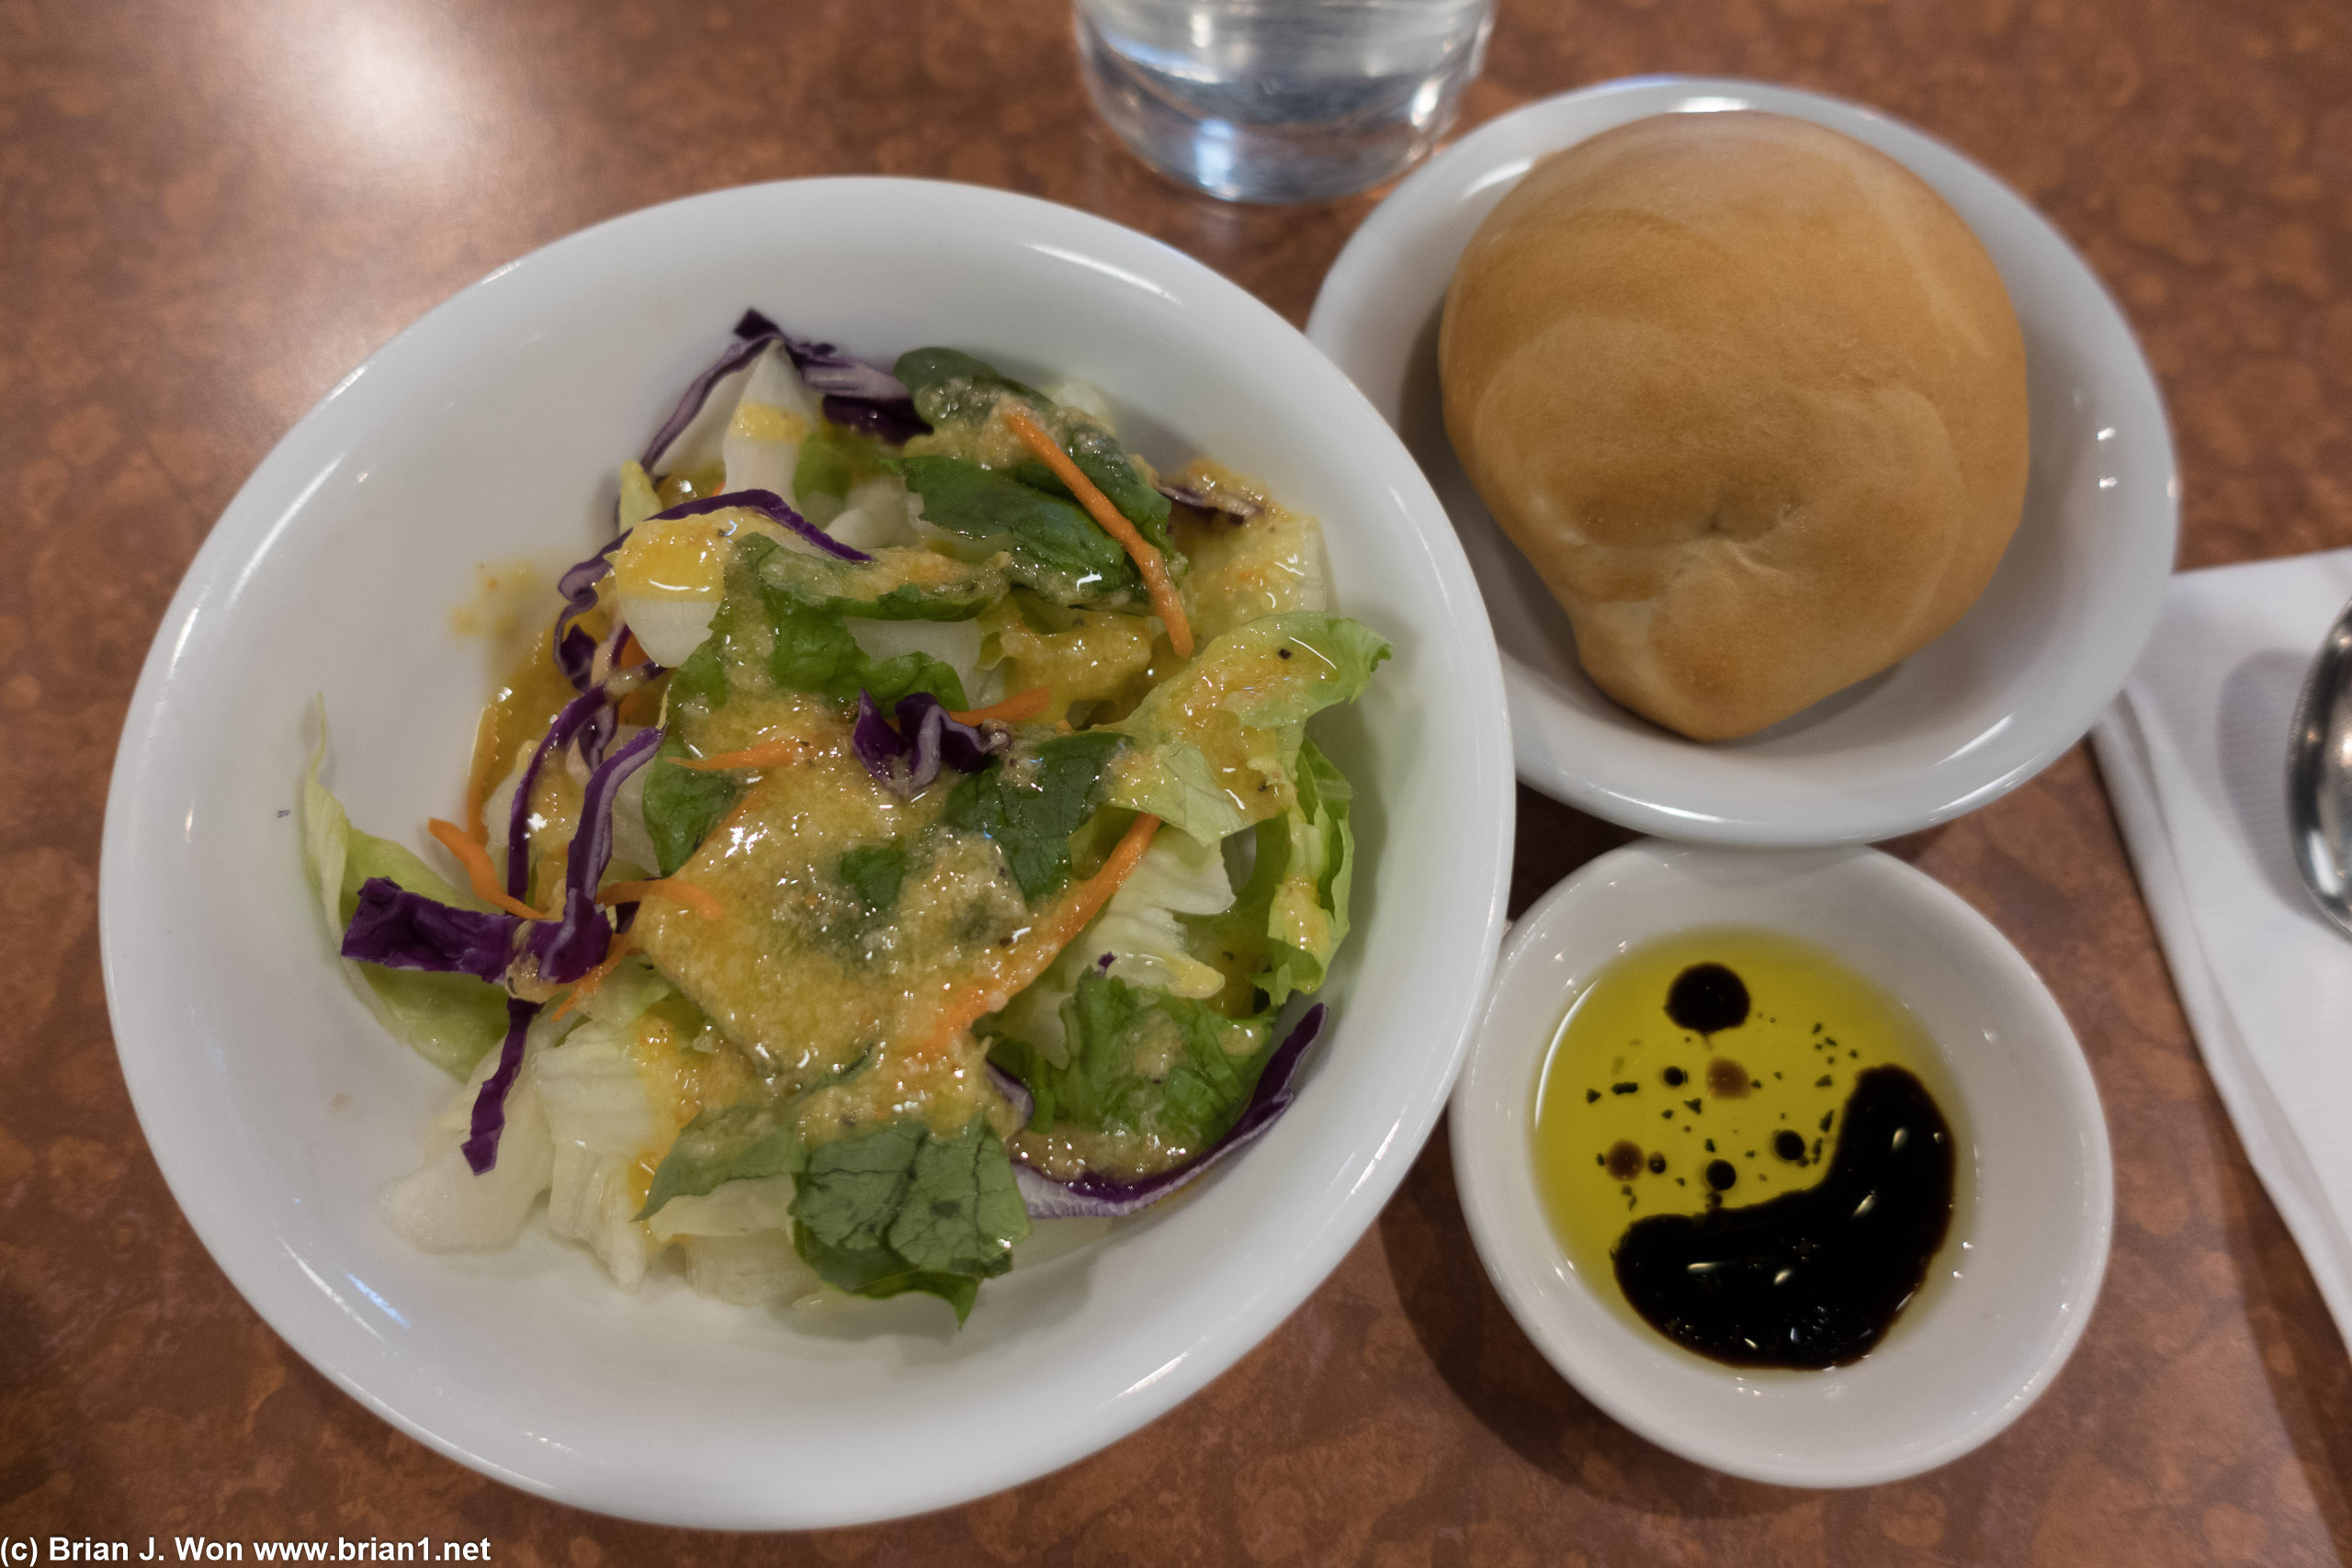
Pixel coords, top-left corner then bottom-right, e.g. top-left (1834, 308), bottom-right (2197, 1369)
top-left (1440, 111), bottom-right (2030, 741)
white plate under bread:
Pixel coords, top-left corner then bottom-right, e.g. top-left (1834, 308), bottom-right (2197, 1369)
top-left (1309, 76), bottom-right (2177, 846)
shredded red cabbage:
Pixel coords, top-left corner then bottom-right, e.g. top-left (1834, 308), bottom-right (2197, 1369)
top-left (1155, 481), bottom-right (1261, 520)
top-left (643, 312), bottom-right (930, 475)
top-left (552, 536), bottom-right (629, 690)
top-left (524, 725), bottom-right (663, 984)
top-left (461, 997), bottom-right (541, 1175)
top-left (341, 877), bottom-right (521, 982)
top-left (852, 691), bottom-right (1008, 795)
top-left (650, 489), bottom-right (872, 564)
top-left (640, 333), bottom-right (775, 473)
top-left (746, 310), bottom-right (907, 402)
top-left (738, 309), bottom-right (931, 444)
top-left (820, 394), bottom-right (929, 446)
top-left (1008, 1004), bottom-right (1328, 1219)
top-left (506, 687), bottom-right (618, 900)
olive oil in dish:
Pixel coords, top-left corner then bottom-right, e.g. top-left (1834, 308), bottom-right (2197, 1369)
top-left (1530, 926), bottom-right (1960, 1369)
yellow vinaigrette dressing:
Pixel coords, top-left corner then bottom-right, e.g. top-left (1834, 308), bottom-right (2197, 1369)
top-left (1532, 927), bottom-right (1964, 1368)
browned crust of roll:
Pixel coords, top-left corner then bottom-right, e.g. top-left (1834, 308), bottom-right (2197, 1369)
top-left (1440, 111), bottom-right (2030, 741)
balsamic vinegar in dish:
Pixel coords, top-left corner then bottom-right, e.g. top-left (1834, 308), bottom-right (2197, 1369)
top-left (1530, 927), bottom-right (1961, 1369)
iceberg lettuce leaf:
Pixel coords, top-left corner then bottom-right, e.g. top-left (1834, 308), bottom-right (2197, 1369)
top-left (986, 826), bottom-right (1234, 1067)
top-left (1104, 613), bottom-right (1388, 843)
top-left (300, 717), bottom-right (511, 1078)
top-left (1215, 739), bottom-right (1356, 1010)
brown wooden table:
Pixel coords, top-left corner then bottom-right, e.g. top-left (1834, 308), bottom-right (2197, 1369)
top-left (7, 0), bottom-right (2349, 1561)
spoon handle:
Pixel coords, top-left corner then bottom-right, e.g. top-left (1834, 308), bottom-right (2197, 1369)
top-left (2286, 592), bottom-right (2352, 938)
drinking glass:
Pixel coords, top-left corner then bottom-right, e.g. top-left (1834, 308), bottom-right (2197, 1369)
top-left (1075, 0), bottom-right (1498, 204)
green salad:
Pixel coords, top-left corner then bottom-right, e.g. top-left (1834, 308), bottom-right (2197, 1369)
top-left (303, 312), bottom-right (1385, 1323)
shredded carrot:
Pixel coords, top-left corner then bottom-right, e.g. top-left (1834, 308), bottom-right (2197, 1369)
top-left (461, 781), bottom-right (490, 849)
top-left (427, 818), bottom-right (550, 921)
top-left (549, 937), bottom-right (636, 1021)
top-left (916, 813), bottom-right (1161, 1054)
top-left (617, 630), bottom-right (649, 670)
top-left (1046, 811), bottom-right (1160, 947)
top-left (598, 878), bottom-right (725, 920)
top-left (673, 738), bottom-right (805, 772)
top-left (950, 686), bottom-right (1051, 727)
top-left (1001, 404), bottom-right (1194, 660)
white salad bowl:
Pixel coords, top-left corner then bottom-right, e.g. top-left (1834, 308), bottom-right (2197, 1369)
top-left (1455, 841), bottom-right (2112, 1486)
top-left (1307, 76), bottom-right (2178, 845)
top-left (98, 179), bottom-right (1514, 1529)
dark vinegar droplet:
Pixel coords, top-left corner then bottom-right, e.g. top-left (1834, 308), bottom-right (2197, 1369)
top-left (1662, 1066), bottom-right (1688, 1088)
top-left (1667, 964), bottom-right (1749, 1034)
top-left (1605, 1141), bottom-right (1645, 1180)
top-left (1647, 1153), bottom-right (1668, 1174)
top-left (1773, 1130), bottom-right (1806, 1161)
top-left (1704, 1159), bottom-right (1737, 1191)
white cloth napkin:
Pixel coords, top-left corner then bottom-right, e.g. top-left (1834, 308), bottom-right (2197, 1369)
top-left (2092, 548), bottom-right (2352, 1348)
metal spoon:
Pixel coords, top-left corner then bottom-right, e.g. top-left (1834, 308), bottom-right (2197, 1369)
top-left (2287, 593), bottom-right (2352, 937)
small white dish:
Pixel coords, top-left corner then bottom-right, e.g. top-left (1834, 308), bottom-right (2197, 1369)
top-left (1453, 840), bottom-right (2112, 1487)
top-left (1307, 76), bottom-right (2178, 845)
top-left (98, 178), bottom-right (1514, 1528)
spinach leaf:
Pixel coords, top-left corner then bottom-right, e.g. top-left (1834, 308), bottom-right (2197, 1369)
top-left (752, 536), bottom-right (1000, 622)
top-left (838, 842), bottom-right (908, 914)
top-left (766, 594), bottom-right (967, 708)
top-left (895, 347), bottom-right (1046, 426)
top-left (1006, 438), bottom-right (1174, 557)
top-left (895, 346), bottom-right (1175, 559)
top-left (844, 581), bottom-right (996, 623)
top-left (944, 730), bottom-right (1127, 902)
top-left (670, 536), bottom-right (979, 718)
top-left (640, 732), bottom-right (741, 877)
top-left (707, 537), bottom-right (972, 709)
top-left (763, 598), bottom-right (873, 694)
top-left (788, 1115), bottom-right (1030, 1325)
top-left (895, 456), bottom-right (1141, 604)
top-left (637, 1099), bottom-right (806, 1221)
top-left (1062, 423), bottom-right (1177, 558)
top-left (668, 593), bottom-right (738, 712)
top-left (989, 973), bottom-right (1275, 1156)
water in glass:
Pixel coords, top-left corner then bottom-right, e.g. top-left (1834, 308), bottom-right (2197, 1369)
top-left (1075, 0), bottom-right (1496, 203)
